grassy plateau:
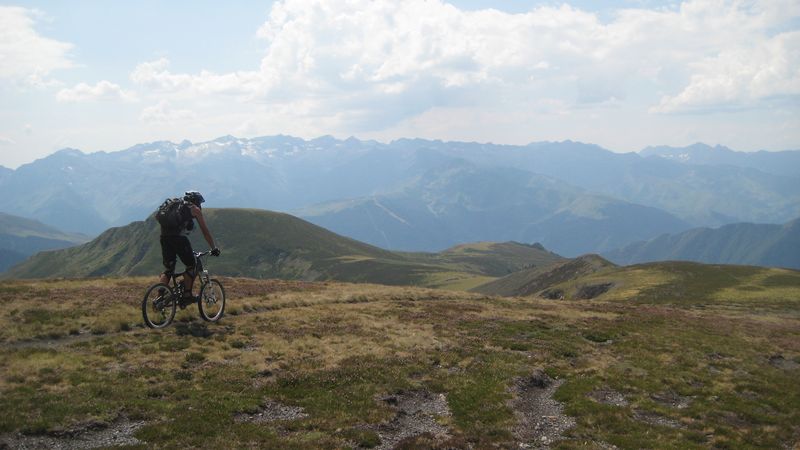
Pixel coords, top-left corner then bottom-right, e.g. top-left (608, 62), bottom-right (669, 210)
top-left (0, 262), bottom-right (798, 449)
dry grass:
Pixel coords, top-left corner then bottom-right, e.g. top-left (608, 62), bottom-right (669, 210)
top-left (0, 272), bottom-right (798, 448)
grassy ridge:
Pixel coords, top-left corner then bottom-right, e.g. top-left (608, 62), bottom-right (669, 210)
top-left (0, 261), bottom-right (798, 448)
top-left (4, 209), bottom-right (559, 290)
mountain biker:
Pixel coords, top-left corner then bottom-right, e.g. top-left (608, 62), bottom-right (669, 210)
top-left (158, 191), bottom-right (220, 307)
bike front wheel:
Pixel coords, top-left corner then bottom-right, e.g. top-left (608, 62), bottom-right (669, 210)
top-left (142, 283), bottom-right (177, 328)
top-left (198, 279), bottom-right (225, 322)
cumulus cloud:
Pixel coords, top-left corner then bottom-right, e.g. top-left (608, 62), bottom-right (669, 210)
top-left (125, 0), bottom-right (799, 133)
top-left (0, 6), bottom-right (73, 82)
top-left (653, 30), bottom-right (800, 113)
top-left (267, 0), bottom-right (797, 118)
top-left (57, 80), bottom-right (138, 102)
top-left (131, 57), bottom-right (266, 98)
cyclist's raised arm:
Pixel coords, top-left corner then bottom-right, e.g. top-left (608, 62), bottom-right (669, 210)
top-left (190, 205), bottom-right (217, 250)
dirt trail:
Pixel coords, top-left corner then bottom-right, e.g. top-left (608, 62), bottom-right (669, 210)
top-left (509, 369), bottom-right (575, 449)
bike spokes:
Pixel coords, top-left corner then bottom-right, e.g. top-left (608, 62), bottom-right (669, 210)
top-left (198, 279), bottom-right (226, 322)
top-left (142, 283), bottom-right (177, 328)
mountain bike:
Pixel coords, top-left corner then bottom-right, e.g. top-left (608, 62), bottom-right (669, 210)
top-left (142, 250), bottom-right (226, 328)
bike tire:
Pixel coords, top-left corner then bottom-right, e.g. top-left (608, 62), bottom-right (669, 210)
top-left (142, 282), bottom-right (177, 328)
top-left (198, 278), bottom-right (225, 322)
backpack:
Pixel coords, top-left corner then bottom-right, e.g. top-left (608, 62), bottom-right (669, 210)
top-left (155, 198), bottom-right (189, 232)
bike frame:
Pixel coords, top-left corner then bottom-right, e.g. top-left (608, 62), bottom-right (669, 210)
top-left (167, 250), bottom-right (212, 292)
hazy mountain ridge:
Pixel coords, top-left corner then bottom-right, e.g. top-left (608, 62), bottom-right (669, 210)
top-left (642, 143), bottom-right (800, 177)
top-left (1, 135), bottom-right (797, 255)
top-left (0, 212), bottom-right (89, 272)
top-left (604, 217), bottom-right (800, 269)
top-left (299, 159), bottom-right (691, 256)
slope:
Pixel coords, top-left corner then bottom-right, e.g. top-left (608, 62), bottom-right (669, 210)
top-left (4, 208), bottom-right (560, 288)
top-left (471, 254), bottom-right (616, 297)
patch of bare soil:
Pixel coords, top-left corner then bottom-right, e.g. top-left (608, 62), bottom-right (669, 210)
top-left (632, 409), bottom-right (685, 429)
top-left (0, 418), bottom-right (145, 449)
top-left (368, 390), bottom-right (453, 450)
top-left (587, 389), bottom-right (629, 407)
top-left (234, 399), bottom-right (309, 424)
top-left (650, 390), bottom-right (692, 409)
top-left (769, 354), bottom-right (800, 370)
top-left (508, 369), bottom-right (575, 449)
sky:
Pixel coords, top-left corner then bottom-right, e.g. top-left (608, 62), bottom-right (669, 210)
top-left (0, 0), bottom-right (798, 168)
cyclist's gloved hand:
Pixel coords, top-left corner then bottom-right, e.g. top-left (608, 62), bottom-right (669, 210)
top-left (211, 247), bottom-right (221, 257)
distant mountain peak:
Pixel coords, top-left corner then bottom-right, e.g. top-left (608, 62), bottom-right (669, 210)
top-left (53, 148), bottom-right (84, 157)
top-left (213, 135), bottom-right (238, 143)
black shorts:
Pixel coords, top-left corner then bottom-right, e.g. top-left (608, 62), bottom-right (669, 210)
top-left (160, 235), bottom-right (195, 275)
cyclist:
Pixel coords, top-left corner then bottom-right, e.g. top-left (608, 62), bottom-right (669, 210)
top-left (158, 191), bottom-right (220, 307)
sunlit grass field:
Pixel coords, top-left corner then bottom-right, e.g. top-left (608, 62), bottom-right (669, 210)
top-left (0, 263), bottom-right (798, 448)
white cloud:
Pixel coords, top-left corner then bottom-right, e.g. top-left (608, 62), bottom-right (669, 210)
top-left (653, 30), bottom-right (800, 113)
top-left (131, 57), bottom-right (266, 98)
top-left (254, 0), bottom-right (800, 122)
top-left (123, 0), bottom-right (799, 134)
top-left (0, 6), bottom-right (73, 82)
top-left (57, 80), bottom-right (138, 102)
top-left (0, 135), bottom-right (15, 145)
top-left (140, 100), bottom-right (195, 124)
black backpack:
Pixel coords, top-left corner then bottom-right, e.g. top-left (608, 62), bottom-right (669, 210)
top-left (155, 198), bottom-right (189, 231)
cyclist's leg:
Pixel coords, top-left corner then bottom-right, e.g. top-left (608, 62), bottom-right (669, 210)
top-left (175, 236), bottom-right (197, 297)
top-left (160, 236), bottom-right (177, 285)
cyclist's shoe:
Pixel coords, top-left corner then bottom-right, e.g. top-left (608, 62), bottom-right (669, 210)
top-left (179, 295), bottom-right (200, 309)
top-left (157, 287), bottom-right (167, 297)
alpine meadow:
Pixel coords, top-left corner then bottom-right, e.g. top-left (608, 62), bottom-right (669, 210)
top-left (1, 1), bottom-right (799, 449)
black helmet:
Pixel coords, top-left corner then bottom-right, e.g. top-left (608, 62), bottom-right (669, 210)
top-left (184, 191), bottom-right (205, 207)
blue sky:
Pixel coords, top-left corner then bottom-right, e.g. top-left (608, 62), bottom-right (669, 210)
top-left (1, 0), bottom-right (798, 168)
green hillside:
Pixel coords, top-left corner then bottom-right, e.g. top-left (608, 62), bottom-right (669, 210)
top-left (472, 254), bottom-right (616, 297)
top-left (4, 209), bottom-right (558, 289)
top-left (431, 241), bottom-right (564, 276)
top-left (0, 212), bottom-right (88, 272)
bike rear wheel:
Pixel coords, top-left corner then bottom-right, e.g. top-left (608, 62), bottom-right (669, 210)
top-left (198, 279), bottom-right (225, 322)
top-left (142, 283), bottom-right (177, 328)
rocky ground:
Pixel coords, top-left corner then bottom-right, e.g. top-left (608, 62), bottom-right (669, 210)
top-left (0, 418), bottom-right (144, 449)
top-left (509, 369), bottom-right (575, 449)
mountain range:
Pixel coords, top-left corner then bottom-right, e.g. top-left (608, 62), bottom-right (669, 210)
top-left (299, 158), bottom-right (689, 255)
top-left (605, 217), bottom-right (800, 270)
top-left (0, 136), bottom-right (797, 256)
